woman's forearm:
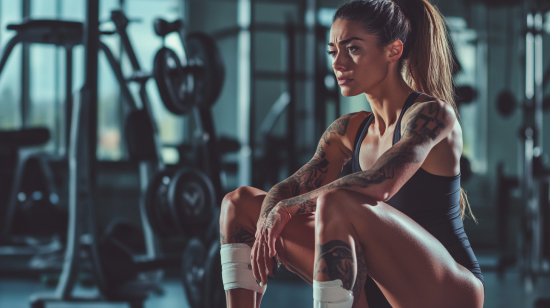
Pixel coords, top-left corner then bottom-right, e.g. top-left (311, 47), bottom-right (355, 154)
top-left (279, 138), bottom-right (424, 216)
top-left (259, 179), bottom-right (301, 222)
top-left (278, 169), bottom-right (388, 216)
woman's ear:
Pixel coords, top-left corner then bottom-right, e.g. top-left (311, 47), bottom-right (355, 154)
top-left (386, 39), bottom-right (404, 63)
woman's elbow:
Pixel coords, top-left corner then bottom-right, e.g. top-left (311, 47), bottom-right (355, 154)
top-left (370, 185), bottom-right (395, 202)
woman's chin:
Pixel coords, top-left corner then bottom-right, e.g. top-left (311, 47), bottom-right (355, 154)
top-left (339, 87), bottom-right (362, 97)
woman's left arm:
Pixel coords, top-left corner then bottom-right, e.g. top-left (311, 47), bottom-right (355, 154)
top-left (280, 100), bottom-right (457, 216)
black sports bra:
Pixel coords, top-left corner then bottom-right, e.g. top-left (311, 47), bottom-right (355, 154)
top-left (351, 92), bottom-right (483, 307)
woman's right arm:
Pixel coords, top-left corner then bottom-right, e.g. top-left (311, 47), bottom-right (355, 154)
top-left (257, 111), bottom-right (367, 225)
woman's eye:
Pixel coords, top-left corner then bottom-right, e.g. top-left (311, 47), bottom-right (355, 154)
top-left (347, 46), bottom-right (358, 53)
top-left (327, 50), bottom-right (337, 57)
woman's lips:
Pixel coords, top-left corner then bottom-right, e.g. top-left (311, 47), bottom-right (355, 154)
top-left (338, 78), bottom-right (353, 85)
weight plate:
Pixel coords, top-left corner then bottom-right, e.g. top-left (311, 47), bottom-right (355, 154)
top-left (145, 169), bottom-right (181, 238)
top-left (168, 168), bottom-right (215, 234)
top-left (153, 47), bottom-right (194, 115)
top-left (203, 241), bottom-right (226, 308)
top-left (182, 237), bottom-right (207, 308)
top-left (185, 32), bottom-right (225, 109)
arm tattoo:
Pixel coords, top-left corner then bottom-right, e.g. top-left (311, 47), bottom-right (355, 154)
top-left (321, 112), bottom-right (356, 145)
top-left (278, 101), bottom-right (451, 212)
top-left (233, 227), bottom-right (255, 245)
top-left (328, 101), bottom-right (448, 190)
top-left (260, 113), bottom-right (357, 218)
top-left (289, 142), bottom-right (329, 193)
top-left (314, 240), bottom-right (355, 290)
top-left (260, 180), bottom-right (300, 219)
top-left (352, 244), bottom-right (367, 305)
top-left (294, 199), bottom-right (317, 215)
top-left (220, 232), bottom-right (227, 245)
top-left (401, 100), bottom-right (447, 143)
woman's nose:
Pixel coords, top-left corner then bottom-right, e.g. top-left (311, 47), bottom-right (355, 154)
top-left (332, 52), bottom-right (346, 71)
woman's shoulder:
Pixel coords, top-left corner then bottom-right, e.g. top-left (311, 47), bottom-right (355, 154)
top-left (406, 95), bottom-right (457, 123)
top-left (327, 111), bottom-right (372, 151)
top-left (329, 111), bottom-right (371, 132)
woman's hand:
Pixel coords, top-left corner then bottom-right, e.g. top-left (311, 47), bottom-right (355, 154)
top-left (251, 204), bottom-right (292, 286)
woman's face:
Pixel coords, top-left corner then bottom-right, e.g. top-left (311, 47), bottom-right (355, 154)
top-left (328, 19), bottom-right (390, 97)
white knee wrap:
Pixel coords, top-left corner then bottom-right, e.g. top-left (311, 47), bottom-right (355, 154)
top-left (220, 243), bottom-right (267, 294)
top-left (313, 279), bottom-right (354, 308)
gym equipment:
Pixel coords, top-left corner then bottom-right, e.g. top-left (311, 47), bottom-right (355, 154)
top-left (496, 90), bottom-right (517, 117)
top-left (495, 162), bottom-right (519, 277)
top-left (13, 6), bottom-right (228, 307)
top-left (454, 85), bottom-right (477, 106)
top-left (0, 128), bottom-right (66, 267)
top-left (0, 5), bottom-right (228, 307)
top-left (9, 154), bottom-right (65, 237)
top-left (0, 128), bottom-right (52, 239)
top-left (489, 3), bottom-right (550, 304)
top-left (519, 9), bottom-right (545, 291)
top-left (169, 168), bottom-right (216, 232)
top-left (150, 17), bottom-right (226, 203)
top-left (153, 47), bottom-right (190, 114)
top-left (124, 109), bottom-right (158, 162)
top-left (153, 21), bottom-right (225, 114)
top-left (22, 6), bottom-right (163, 307)
top-left (180, 237), bottom-right (226, 308)
top-left (181, 237), bottom-right (207, 308)
top-left (0, 128), bottom-right (50, 147)
top-left (97, 219), bottom-right (182, 300)
top-left (145, 168), bottom-right (216, 238)
top-left (185, 33), bottom-right (225, 108)
top-left (495, 7), bottom-right (520, 118)
top-left (490, 3), bottom-right (550, 305)
top-left (203, 240), bottom-right (225, 308)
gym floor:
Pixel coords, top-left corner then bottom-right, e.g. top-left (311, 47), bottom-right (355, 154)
top-left (0, 266), bottom-right (549, 308)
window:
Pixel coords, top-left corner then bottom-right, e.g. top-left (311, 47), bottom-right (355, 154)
top-left (0, 0), bottom-right (23, 130)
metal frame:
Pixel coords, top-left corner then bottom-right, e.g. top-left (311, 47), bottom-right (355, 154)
top-left (519, 0), bottom-right (547, 294)
top-left (237, 0), bottom-right (253, 186)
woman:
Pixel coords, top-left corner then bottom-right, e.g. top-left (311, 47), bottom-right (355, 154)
top-left (219, 0), bottom-right (484, 307)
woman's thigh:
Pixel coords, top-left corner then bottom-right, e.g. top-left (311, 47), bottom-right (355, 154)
top-left (324, 189), bottom-right (484, 308)
top-left (220, 186), bottom-right (317, 281)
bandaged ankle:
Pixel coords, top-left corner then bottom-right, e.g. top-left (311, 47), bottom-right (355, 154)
top-left (313, 279), bottom-right (354, 308)
top-left (220, 243), bottom-right (267, 293)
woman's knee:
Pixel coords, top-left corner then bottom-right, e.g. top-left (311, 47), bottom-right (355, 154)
top-left (219, 186), bottom-right (264, 236)
top-left (315, 188), bottom-right (380, 236)
top-left (221, 186), bottom-right (257, 217)
top-left (315, 188), bottom-right (350, 225)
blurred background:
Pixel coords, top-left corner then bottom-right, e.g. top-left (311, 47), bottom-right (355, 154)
top-left (0, 0), bottom-right (549, 307)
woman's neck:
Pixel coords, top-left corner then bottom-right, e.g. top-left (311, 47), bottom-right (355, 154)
top-left (365, 75), bottom-right (414, 137)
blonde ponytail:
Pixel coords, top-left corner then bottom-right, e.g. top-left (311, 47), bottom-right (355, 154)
top-left (402, 0), bottom-right (459, 117)
top-left (404, 0), bottom-right (474, 221)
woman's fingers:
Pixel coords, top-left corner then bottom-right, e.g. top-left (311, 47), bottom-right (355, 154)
top-left (266, 208), bottom-right (287, 258)
top-left (251, 238), bottom-right (262, 284)
top-left (259, 243), bottom-right (269, 284)
top-left (267, 226), bottom-right (278, 258)
top-left (264, 243), bottom-right (275, 278)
